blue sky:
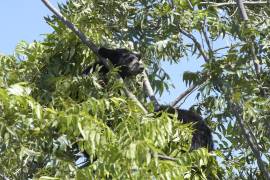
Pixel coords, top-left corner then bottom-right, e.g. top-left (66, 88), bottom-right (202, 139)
top-left (0, 0), bottom-right (203, 108)
top-left (0, 0), bottom-right (66, 54)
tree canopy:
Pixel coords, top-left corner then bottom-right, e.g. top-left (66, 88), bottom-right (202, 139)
top-left (1, 0), bottom-right (270, 179)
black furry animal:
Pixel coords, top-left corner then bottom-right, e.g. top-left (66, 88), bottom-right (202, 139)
top-left (73, 47), bottom-right (144, 168)
top-left (156, 105), bottom-right (213, 151)
top-left (82, 47), bottom-right (144, 78)
top-left (73, 105), bottom-right (213, 169)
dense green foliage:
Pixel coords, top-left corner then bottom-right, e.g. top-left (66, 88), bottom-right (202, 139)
top-left (1, 0), bottom-right (270, 179)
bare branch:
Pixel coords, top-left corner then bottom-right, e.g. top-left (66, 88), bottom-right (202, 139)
top-left (200, 1), bottom-right (268, 7)
top-left (231, 104), bottom-right (270, 179)
top-left (157, 154), bottom-right (177, 161)
top-left (236, 0), bottom-right (249, 21)
top-left (142, 71), bottom-right (160, 111)
top-left (179, 28), bottom-right (209, 62)
top-left (171, 27), bottom-right (208, 107)
top-left (41, 0), bottom-right (148, 114)
top-left (170, 84), bottom-right (197, 107)
top-left (41, 0), bottom-right (98, 53)
top-left (234, 0), bottom-right (263, 85)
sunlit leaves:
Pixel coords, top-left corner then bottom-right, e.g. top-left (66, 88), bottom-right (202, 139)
top-left (5, 0), bottom-right (270, 179)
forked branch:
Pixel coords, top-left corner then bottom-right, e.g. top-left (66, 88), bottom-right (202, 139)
top-left (41, 0), bottom-right (149, 113)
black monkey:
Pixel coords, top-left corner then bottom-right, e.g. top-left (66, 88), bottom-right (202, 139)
top-left (74, 105), bottom-right (213, 169)
top-left (73, 47), bottom-right (144, 168)
top-left (72, 48), bottom-right (212, 168)
top-left (82, 47), bottom-right (144, 78)
top-left (156, 105), bottom-right (214, 151)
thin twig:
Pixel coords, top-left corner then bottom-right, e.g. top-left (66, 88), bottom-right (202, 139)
top-left (179, 28), bottom-right (209, 62)
top-left (170, 84), bottom-right (197, 107)
top-left (171, 27), bottom-right (208, 107)
top-left (157, 154), bottom-right (177, 161)
top-left (201, 18), bottom-right (213, 57)
top-left (41, 0), bottom-right (148, 114)
top-left (187, 0), bottom-right (194, 9)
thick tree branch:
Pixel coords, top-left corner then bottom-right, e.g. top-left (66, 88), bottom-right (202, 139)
top-left (233, 2), bottom-right (269, 177)
top-left (231, 104), bottom-right (270, 179)
top-left (236, 0), bottom-right (249, 21)
top-left (142, 71), bottom-right (160, 111)
top-left (234, 0), bottom-right (262, 78)
top-left (41, 0), bottom-right (98, 53)
top-left (251, 42), bottom-right (260, 75)
top-left (41, 0), bottom-right (148, 114)
top-left (235, 1), bottom-right (263, 95)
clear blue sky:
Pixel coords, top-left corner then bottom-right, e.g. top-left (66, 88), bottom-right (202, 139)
top-left (0, 0), bottom-right (203, 108)
top-left (0, 0), bottom-right (66, 54)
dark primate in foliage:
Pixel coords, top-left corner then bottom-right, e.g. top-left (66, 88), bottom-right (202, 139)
top-left (72, 47), bottom-right (213, 169)
top-left (82, 47), bottom-right (144, 78)
top-left (72, 47), bottom-right (144, 168)
top-left (156, 105), bottom-right (214, 151)
top-left (74, 105), bottom-right (213, 169)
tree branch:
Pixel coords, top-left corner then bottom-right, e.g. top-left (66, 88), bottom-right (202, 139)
top-left (170, 84), bottom-right (197, 107)
top-left (41, 0), bottom-right (98, 53)
top-left (170, 28), bottom-right (208, 107)
top-left (201, 17), bottom-right (213, 58)
top-left (236, 0), bottom-right (249, 21)
top-left (233, 3), bottom-right (269, 177)
top-left (250, 40), bottom-right (261, 74)
top-left (122, 85), bottom-right (147, 113)
top-left (142, 71), bottom-right (160, 111)
top-left (200, 1), bottom-right (268, 7)
top-left (235, 1), bottom-right (263, 95)
top-left (157, 154), bottom-right (177, 161)
top-left (179, 28), bottom-right (209, 62)
top-left (41, 0), bottom-right (148, 114)
top-left (231, 104), bottom-right (270, 179)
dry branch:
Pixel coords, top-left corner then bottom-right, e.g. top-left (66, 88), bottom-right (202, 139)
top-left (231, 103), bottom-right (270, 179)
top-left (233, 1), bottom-right (270, 178)
top-left (170, 27), bottom-right (209, 107)
top-left (179, 28), bottom-right (209, 62)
